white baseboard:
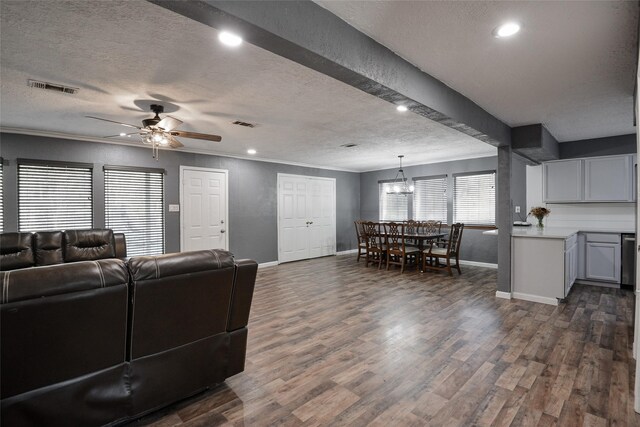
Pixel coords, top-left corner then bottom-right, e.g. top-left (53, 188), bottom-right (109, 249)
top-left (258, 261), bottom-right (278, 269)
top-left (495, 291), bottom-right (512, 300)
top-left (460, 260), bottom-right (498, 269)
top-left (512, 292), bottom-right (558, 306)
top-left (336, 249), bottom-right (359, 256)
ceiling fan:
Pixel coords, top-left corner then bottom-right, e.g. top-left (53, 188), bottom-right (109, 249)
top-left (87, 104), bottom-right (222, 159)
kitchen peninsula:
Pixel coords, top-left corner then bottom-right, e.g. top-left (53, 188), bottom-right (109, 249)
top-left (511, 227), bottom-right (633, 305)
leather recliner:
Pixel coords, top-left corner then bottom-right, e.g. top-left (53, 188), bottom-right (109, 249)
top-left (0, 229), bottom-right (127, 271)
top-left (0, 232), bottom-right (258, 426)
top-left (1, 259), bottom-right (131, 426)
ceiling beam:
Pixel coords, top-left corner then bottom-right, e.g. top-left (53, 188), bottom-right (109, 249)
top-left (148, 0), bottom-right (511, 147)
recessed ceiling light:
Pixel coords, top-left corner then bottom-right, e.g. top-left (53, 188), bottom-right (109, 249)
top-left (219, 31), bottom-right (242, 47)
top-left (119, 132), bottom-right (126, 136)
top-left (247, 149), bottom-right (257, 155)
top-left (493, 22), bottom-right (521, 38)
top-left (396, 105), bottom-right (408, 112)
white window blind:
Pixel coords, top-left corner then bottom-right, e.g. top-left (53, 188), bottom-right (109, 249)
top-left (104, 167), bottom-right (164, 256)
top-left (0, 161), bottom-right (3, 233)
top-left (453, 172), bottom-right (496, 225)
top-left (379, 182), bottom-right (409, 221)
top-left (18, 162), bottom-right (93, 231)
top-left (413, 176), bottom-right (447, 222)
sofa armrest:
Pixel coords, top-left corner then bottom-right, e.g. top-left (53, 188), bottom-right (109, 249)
top-left (114, 233), bottom-right (127, 258)
top-left (227, 259), bottom-right (258, 331)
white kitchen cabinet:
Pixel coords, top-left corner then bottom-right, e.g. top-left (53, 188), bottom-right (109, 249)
top-left (585, 233), bottom-right (621, 283)
top-left (543, 154), bottom-right (635, 203)
top-left (511, 231), bottom-right (579, 305)
top-left (584, 156), bottom-right (632, 202)
top-left (543, 159), bottom-right (582, 202)
top-left (564, 235), bottom-right (578, 295)
top-left (577, 233), bottom-right (586, 280)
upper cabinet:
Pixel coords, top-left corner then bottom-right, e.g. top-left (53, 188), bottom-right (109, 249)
top-left (543, 159), bottom-right (582, 202)
top-left (543, 154), bottom-right (636, 203)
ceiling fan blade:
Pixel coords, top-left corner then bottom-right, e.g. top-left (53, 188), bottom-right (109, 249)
top-left (156, 115), bottom-right (183, 132)
top-left (167, 135), bottom-right (184, 149)
top-left (102, 131), bottom-right (140, 138)
top-left (171, 130), bottom-right (222, 142)
top-left (86, 116), bottom-right (142, 129)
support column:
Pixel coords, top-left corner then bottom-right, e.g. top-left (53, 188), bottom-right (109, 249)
top-left (497, 145), bottom-right (512, 295)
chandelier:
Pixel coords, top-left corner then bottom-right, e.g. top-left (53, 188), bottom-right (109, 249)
top-left (387, 155), bottom-right (414, 195)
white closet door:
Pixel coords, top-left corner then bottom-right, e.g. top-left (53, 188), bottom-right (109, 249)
top-left (278, 174), bottom-right (336, 263)
top-left (309, 178), bottom-right (336, 258)
top-left (279, 175), bottom-right (311, 262)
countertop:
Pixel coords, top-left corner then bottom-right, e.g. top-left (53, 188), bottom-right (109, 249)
top-left (511, 226), bottom-right (636, 239)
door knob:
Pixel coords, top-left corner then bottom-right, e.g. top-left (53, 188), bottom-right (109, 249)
top-left (221, 229), bottom-right (226, 233)
top-left (221, 220), bottom-right (225, 224)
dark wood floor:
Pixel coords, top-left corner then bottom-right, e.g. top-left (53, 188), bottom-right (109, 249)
top-left (135, 255), bottom-right (639, 426)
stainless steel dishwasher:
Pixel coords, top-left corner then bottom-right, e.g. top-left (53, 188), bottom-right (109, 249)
top-left (621, 233), bottom-right (635, 290)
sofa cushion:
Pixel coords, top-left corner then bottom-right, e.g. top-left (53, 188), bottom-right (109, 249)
top-left (127, 250), bottom-right (235, 281)
top-left (0, 232), bottom-right (34, 271)
top-left (64, 229), bottom-right (116, 262)
top-left (1, 259), bottom-right (128, 304)
top-left (34, 231), bottom-right (64, 266)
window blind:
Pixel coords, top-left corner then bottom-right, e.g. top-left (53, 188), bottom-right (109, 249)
top-left (413, 176), bottom-right (447, 222)
top-left (0, 161), bottom-right (3, 233)
top-left (453, 172), bottom-right (496, 225)
top-left (104, 167), bottom-right (164, 256)
top-left (379, 182), bottom-right (409, 221)
top-left (18, 162), bottom-right (93, 231)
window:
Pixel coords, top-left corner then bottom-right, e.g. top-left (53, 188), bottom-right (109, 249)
top-left (104, 166), bottom-right (164, 256)
top-left (453, 171), bottom-right (496, 225)
top-left (18, 161), bottom-right (93, 231)
top-left (0, 160), bottom-right (3, 233)
top-left (379, 181), bottom-right (409, 221)
top-left (413, 175), bottom-right (447, 222)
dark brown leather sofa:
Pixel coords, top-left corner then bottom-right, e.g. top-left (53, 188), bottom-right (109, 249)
top-left (0, 229), bottom-right (258, 426)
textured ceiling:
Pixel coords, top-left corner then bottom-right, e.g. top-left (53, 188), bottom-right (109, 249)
top-left (0, 0), bottom-right (495, 172)
top-left (316, 0), bottom-right (638, 142)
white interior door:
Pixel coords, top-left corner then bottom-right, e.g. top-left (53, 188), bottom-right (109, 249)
top-left (181, 167), bottom-right (228, 252)
top-left (279, 175), bottom-right (311, 262)
top-left (278, 174), bottom-right (336, 263)
top-left (309, 178), bottom-right (336, 258)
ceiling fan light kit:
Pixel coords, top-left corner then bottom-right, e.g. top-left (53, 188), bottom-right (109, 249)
top-left (387, 155), bottom-right (414, 195)
top-left (86, 103), bottom-right (222, 160)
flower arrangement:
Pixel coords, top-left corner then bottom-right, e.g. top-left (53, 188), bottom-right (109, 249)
top-left (529, 206), bottom-right (550, 228)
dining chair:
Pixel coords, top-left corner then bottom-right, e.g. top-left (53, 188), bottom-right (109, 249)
top-left (354, 220), bottom-right (367, 262)
top-left (363, 221), bottom-right (386, 269)
top-left (384, 222), bottom-right (420, 273)
top-left (422, 223), bottom-right (464, 276)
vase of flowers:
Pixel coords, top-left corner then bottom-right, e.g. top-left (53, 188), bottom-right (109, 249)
top-left (529, 206), bottom-right (550, 228)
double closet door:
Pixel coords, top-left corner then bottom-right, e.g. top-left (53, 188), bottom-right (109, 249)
top-left (278, 174), bottom-right (336, 263)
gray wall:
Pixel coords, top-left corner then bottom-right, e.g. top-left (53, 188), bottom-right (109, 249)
top-left (0, 133), bottom-right (360, 263)
top-left (359, 156), bottom-right (499, 264)
top-left (559, 133), bottom-right (637, 159)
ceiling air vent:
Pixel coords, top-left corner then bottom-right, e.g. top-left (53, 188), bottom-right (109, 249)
top-left (341, 143), bottom-right (358, 148)
top-left (231, 120), bottom-right (256, 128)
top-left (28, 79), bottom-right (79, 95)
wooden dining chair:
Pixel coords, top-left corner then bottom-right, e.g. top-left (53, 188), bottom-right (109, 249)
top-left (384, 222), bottom-right (420, 273)
top-left (422, 223), bottom-right (464, 276)
top-left (354, 220), bottom-right (367, 262)
top-left (363, 221), bottom-right (386, 269)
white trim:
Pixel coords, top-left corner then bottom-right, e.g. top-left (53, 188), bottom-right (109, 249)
top-left (459, 260), bottom-right (498, 269)
top-left (179, 166), bottom-right (229, 252)
top-left (1, 127), bottom-right (358, 173)
top-left (258, 261), bottom-right (278, 269)
top-left (495, 291), bottom-right (511, 300)
top-left (337, 249), bottom-right (358, 256)
top-left (512, 292), bottom-right (559, 306)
